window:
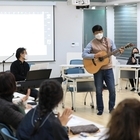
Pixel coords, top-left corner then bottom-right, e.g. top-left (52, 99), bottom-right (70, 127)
top-left (114, 5), bottom-right (137, 59)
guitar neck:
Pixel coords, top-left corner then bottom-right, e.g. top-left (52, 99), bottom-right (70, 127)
top-left (104, 49), bottom-right (120, 58)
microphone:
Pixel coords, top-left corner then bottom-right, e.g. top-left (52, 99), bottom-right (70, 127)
top-left (3, 53), bottom-right (15, 62)
top-left (1, 53), bottom-right (15, 72)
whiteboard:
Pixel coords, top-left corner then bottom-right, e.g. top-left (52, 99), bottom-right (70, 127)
top-left (0, 1), bottom-right (55, 62)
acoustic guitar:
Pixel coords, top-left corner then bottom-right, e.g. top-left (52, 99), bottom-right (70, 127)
top-left (83, 43), bottom-right (134, 74)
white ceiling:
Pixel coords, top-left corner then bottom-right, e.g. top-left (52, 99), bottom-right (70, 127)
top-left (90, 0), bottom-right (140, 6)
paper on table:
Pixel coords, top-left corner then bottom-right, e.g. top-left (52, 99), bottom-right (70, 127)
top-left (67, 116), bottom-right (82, 126)
top-left (14, 92), bottom-right (34, 100)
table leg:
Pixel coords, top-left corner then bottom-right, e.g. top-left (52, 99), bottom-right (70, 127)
top-left (62, 79), bottom-right (68, 108)
top-left (72, 80), bottom-right (77, 111)
top-left (117, 68), bottom-right (121, 92)
top-left (135, 69), bottom-right (139, 92)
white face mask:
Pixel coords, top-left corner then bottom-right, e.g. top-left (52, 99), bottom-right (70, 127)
top-left (24, 54), bottom-right (28, 60)
top-left (95, 33), bottom-right (103, 40)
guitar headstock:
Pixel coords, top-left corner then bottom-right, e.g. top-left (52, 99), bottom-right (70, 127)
top-left (123, 43), bottom-right (135, 49)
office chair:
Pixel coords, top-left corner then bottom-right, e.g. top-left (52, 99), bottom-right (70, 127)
top-left (70, 59), bottom-right (94, 108)
top-left (63, 67), bottom-right (94, 111)
top-left (0, 128), bottom-right (18, 140)
top-left (0, 123), bottom-right (17, 140)
top-left (68, 81), bottom-right (95, 110)
top-left (70, 59), bottom-right (83, 65)
top-left (63, 67), bottom-right (84, 109)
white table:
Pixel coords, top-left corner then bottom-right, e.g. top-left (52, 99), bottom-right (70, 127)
top-left (117, 64), bottom-right (140, 91)
top-left (60, 64), bottom-right (84, 79)
top-left (68, 115), bottom-right (106, 140)
top-left (62, 73), bottom-right (94, 111)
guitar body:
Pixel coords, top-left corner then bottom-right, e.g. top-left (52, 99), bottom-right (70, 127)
top-left (83, 51), bottom-right (109, 74)
top-left (83, 43), bottom-right (134, 74)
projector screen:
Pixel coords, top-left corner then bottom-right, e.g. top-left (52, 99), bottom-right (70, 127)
top-left (0, 2), bottom-right (55, 62)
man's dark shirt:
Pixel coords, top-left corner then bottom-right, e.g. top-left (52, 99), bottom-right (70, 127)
top-left (10, 60), bottom-right (30, 81)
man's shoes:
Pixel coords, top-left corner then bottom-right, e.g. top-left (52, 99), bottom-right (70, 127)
top-left (130, 88), bottom-right (136, 91)
top-left (109, 108), bottom-right (114, 113)
top-left (97, 111), bottom-right (103, 115)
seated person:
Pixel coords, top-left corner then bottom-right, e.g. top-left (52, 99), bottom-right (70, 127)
top-left (0, 72), bottom-right (27, 130)
top-left (101, 98), bottom-right (140, 140)
top-left (127, 47), bottom-right (140, 91)
top-left (16, 80), bottom-right (73, 140)
top-left (10, 47), bottom-right (38, 100)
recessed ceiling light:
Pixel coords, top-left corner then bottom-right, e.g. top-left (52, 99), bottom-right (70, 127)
top-left (114, 3), bottom-right (119, 5)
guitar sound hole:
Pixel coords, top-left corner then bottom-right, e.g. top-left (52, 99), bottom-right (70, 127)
top-left (98, 57), bottom-right (104, 61)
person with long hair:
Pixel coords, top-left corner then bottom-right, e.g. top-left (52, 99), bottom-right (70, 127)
top-left (101, 98), bottom-right (140, 140)
top-left (16, 80), bottom-right (72, 140)
top-left (127, 47), bottom-right (140, 91)
top-left (0, 72), bottom-right (28, 130)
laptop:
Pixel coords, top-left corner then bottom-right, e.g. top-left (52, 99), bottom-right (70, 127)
top-left (26, 69), bottom-right (52, 81)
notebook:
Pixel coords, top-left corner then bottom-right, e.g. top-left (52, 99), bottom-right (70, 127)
top-left (26, 69), bottom-right (52, 81)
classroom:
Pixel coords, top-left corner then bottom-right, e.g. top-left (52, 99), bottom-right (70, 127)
top-left (0, 0), bottom-right (140, 139)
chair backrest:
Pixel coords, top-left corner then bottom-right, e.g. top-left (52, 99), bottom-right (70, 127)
top-left (0, 123), bottom-right (17, 140)
top-left (66, 67), bottom-right (85, 74)
top-left (0, 128), bottom-right (18, 140)
top-left (70, 59), bottom-right (83, 65)
top-left (77, 81), bottom-right (95, 92)
top-left (68, 81), bottom-right (95, 92)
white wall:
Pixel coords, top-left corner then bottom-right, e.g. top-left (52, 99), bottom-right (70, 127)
top-left (1, 2), bottom-right (140, 78)
top-left (137, 3), bottom-right (140, 51)
top-left (49, 2), bottom-right (83, 77)
top-left (1, 2), bottom-right (83, 77)
top-left (106, 6), bottom-right (114, 41)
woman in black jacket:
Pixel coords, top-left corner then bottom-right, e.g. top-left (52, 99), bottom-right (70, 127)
top-left (0, 72), bottom-right (25, 130)
top-left (16, 80), bottom-right (73, 140)
top-left (127, 47), bottom-right (139, 91)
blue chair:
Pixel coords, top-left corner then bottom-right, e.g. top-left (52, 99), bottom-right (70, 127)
top-left (0, 128), bottom-right (18, 140)
top-left (70, 59), bottom-right (83, 65)
top-left (0, 123), bottom-right (17, 140)
top-left (70, 59), bottom-right (94, 109)
top-left (63, 67), bottom-right (95, 111)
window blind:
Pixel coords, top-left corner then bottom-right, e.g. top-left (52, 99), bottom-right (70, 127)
top-left (114, 5), bottom-right (137, 59)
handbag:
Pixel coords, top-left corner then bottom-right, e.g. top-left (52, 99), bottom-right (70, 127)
top-left (70, 124), bottom-right (99, 135)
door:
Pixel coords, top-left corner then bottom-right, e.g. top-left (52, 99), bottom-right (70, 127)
top-left (83, 8), bottom-right (107, 48)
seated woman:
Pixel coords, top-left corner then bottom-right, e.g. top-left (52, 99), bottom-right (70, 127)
top-left (101, 98), bottom-right (140, 140)
top-left (0, 72), bottom-right (27, 130)
top-left (16, 80), bottom-right (73, 140)
top-left (127, 47), bottom-right (140, 91)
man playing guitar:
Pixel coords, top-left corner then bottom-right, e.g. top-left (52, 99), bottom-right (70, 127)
top-left (82, 25), bottom-right (124, 115)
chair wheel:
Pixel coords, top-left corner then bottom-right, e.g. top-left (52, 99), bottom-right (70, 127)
top-left (71, 107), bottom-right (76, 112)
top-left (84, 102), bottom-right (86, 105)
top-left (91, 105), bottom-right (94, 108)
top-left (125, 87), bottom-right (128, 90)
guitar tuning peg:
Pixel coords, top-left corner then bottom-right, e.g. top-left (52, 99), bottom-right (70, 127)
top-left (127, 43), bottom-right (135, 46)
